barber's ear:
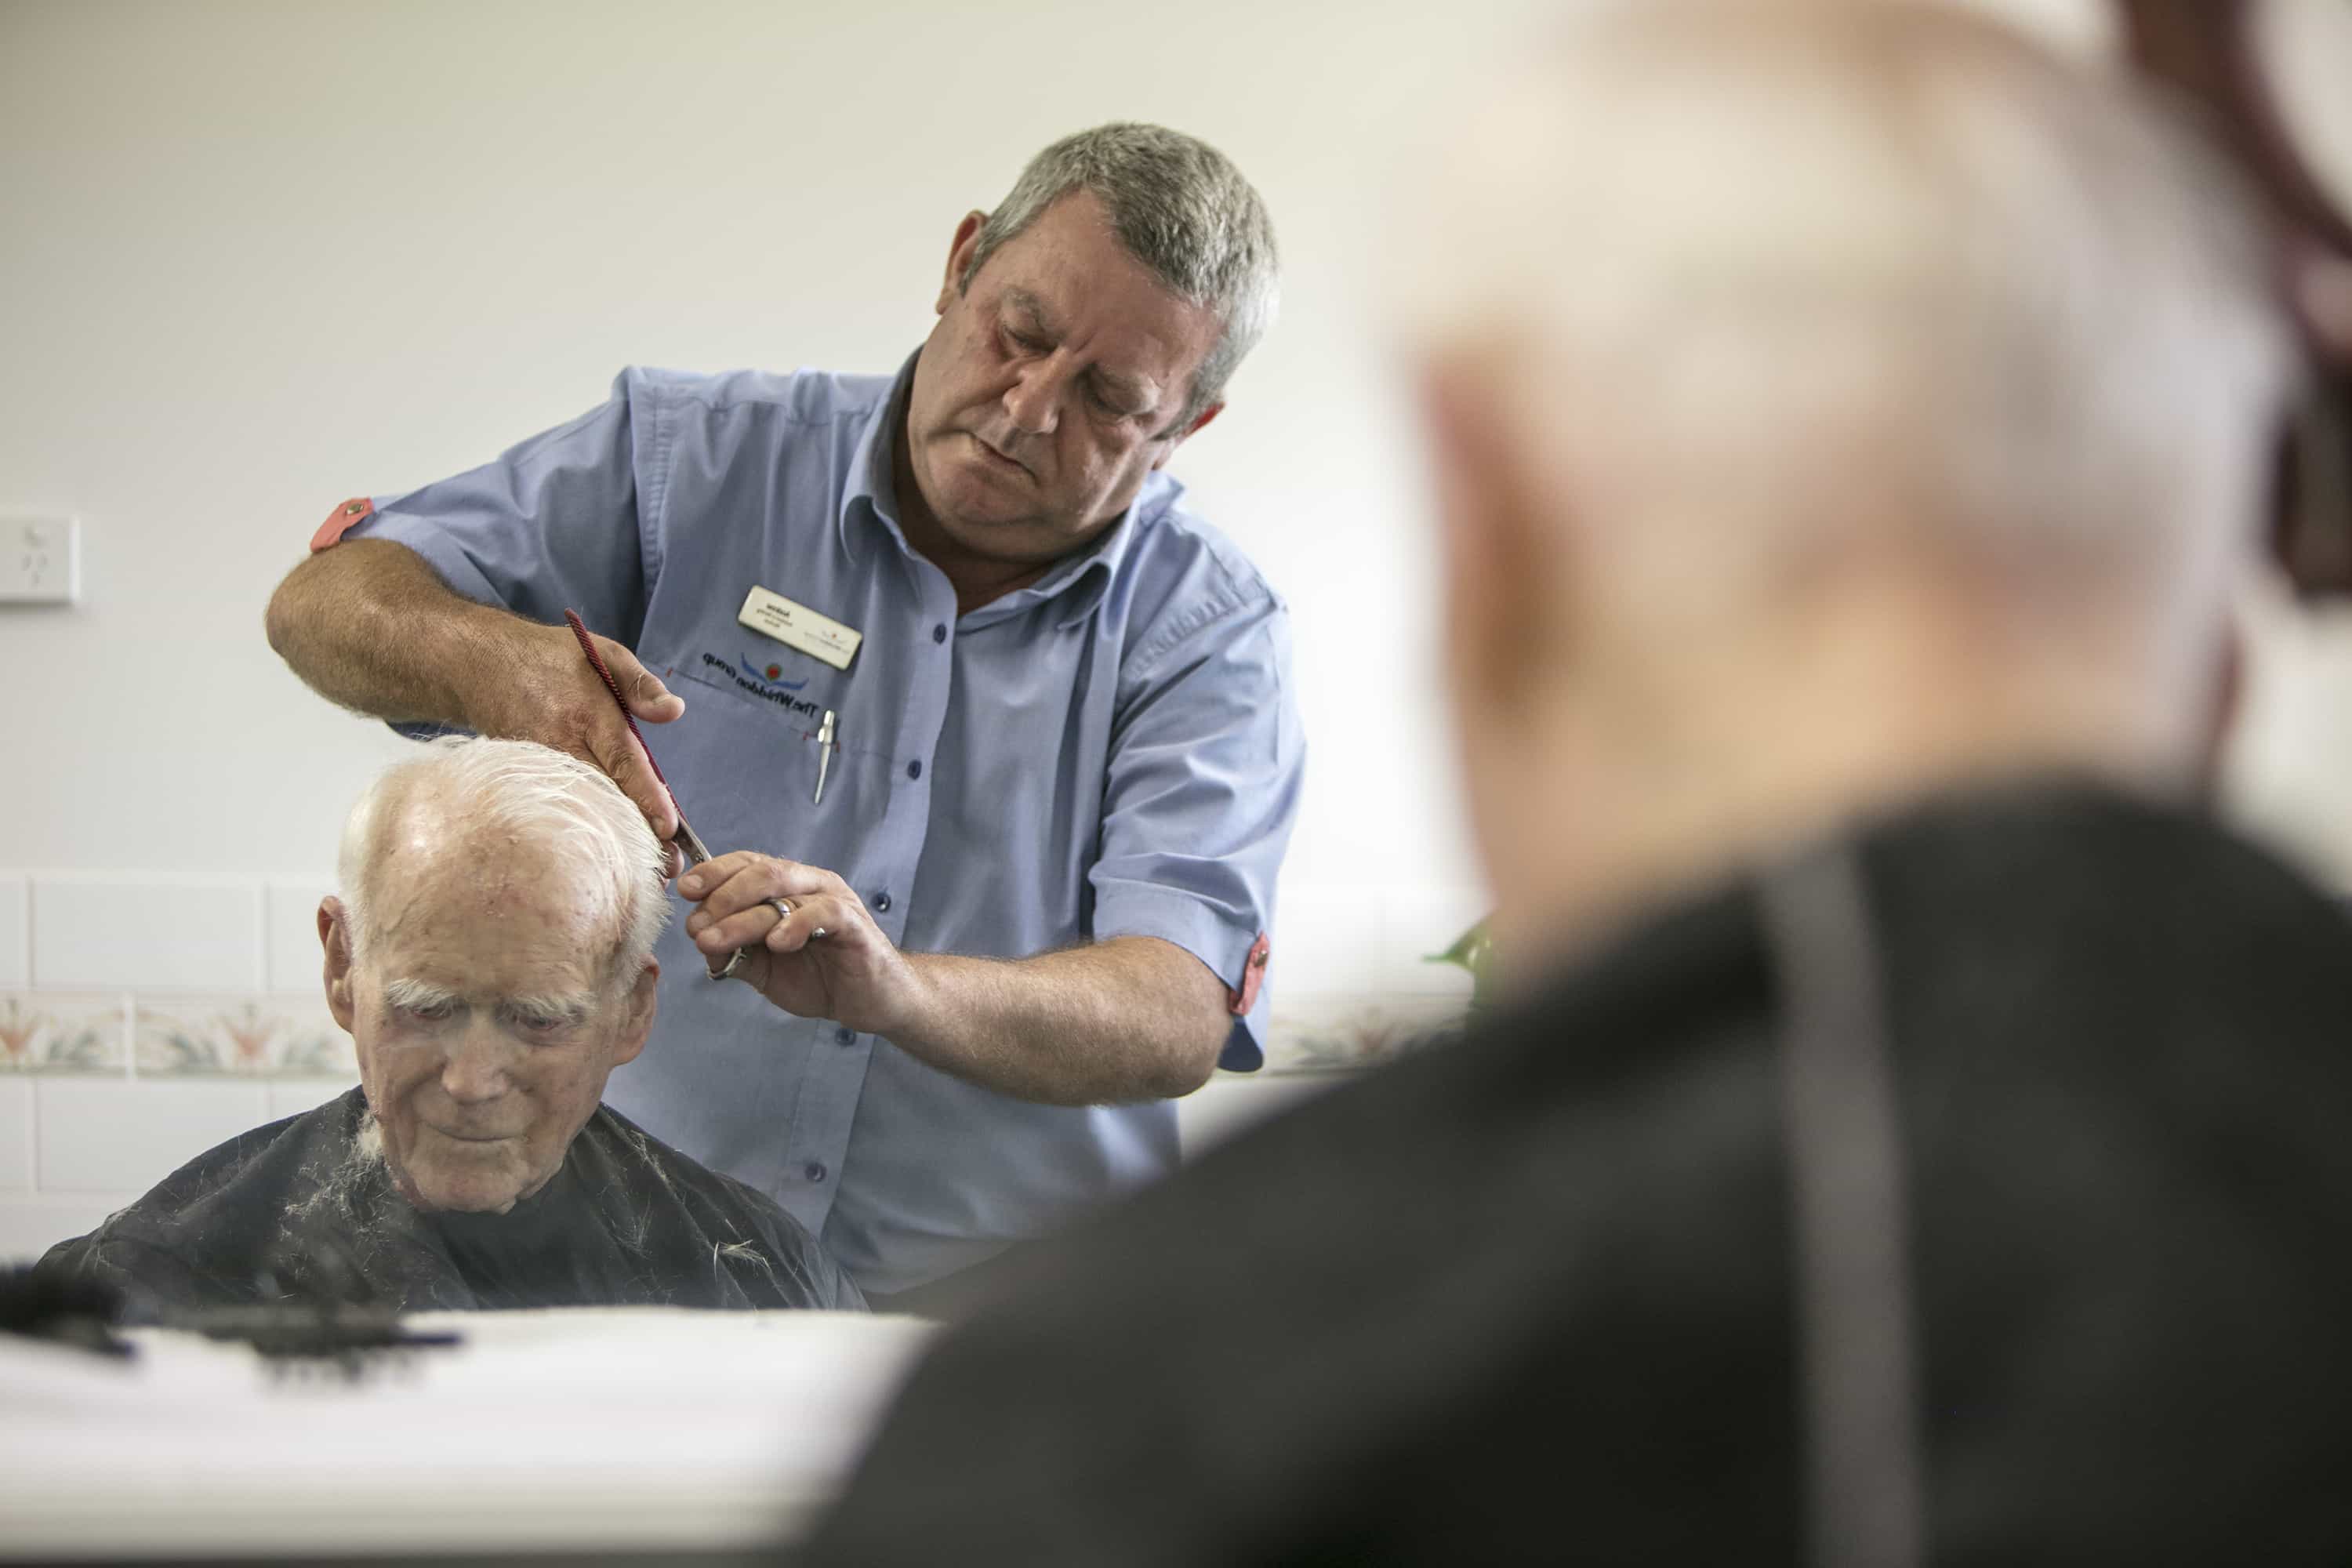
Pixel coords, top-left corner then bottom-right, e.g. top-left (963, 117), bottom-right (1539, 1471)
top-left (1421, 358), bottom-right (1559, 720)
top-left (1151, 401), bottom-right (1224, 469)
top-left (319, 898), bottom-right (357, 1032)
top-left (611, 960), bottom-right (659, 1068)
top-left (936, 210), bottom-right (989, 314)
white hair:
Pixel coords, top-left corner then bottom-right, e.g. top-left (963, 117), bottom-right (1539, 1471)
top-left (336, 737), bottom-right (670, 988)
top-left (1400, 0), bottom-right (2295, 641)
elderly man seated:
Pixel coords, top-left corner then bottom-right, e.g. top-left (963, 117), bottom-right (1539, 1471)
top-left (42, 738), bottom-right (862, 1313)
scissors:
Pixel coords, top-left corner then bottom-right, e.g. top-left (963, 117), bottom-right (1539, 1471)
top-left (564, 608), bottom-right (773, 980)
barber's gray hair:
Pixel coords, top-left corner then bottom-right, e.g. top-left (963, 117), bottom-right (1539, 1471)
top-left (1403, 1), bottom-right (2296, 626)
top-left (336, 737), bottom-right (670, 989)
top-left (963, 122), bottom-right (1279, 429)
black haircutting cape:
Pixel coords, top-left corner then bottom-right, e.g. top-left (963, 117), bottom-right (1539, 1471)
top-left (42, 1087), bottom-right (863, 1314)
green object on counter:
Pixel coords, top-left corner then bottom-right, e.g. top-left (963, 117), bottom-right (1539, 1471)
top-left (1425, 916), bottom-right (1497, 1007)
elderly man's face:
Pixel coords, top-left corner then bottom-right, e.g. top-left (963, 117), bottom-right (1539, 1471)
top-left (902, 191), bottom-right (1225, 564)
top-left (318, 853), bottom-right (655, 1214)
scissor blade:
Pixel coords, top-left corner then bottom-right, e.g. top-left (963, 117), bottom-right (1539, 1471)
top-left (673, 818), bottom-right (717, 867)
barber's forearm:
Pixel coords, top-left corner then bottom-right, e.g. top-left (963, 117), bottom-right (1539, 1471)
top-left (263, 539), bottom-right (531, 728)
top-left (887, 937), bottom-right (1231, 1106)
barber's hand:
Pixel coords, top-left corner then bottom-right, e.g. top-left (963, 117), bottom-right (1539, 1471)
top-left (677, 853), bottom-right (924, 1036)
top-left (465, 621), bottom-right (688, 874)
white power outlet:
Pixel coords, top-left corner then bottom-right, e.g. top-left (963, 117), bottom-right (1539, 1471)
top-left (0, 517), bottom-right (81, 605)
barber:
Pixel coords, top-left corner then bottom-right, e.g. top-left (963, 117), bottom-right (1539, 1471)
top-left (263, 123), bottom-right (1302, 1304)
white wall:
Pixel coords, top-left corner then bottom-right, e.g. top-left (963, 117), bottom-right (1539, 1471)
top-left (4, 0), bottom-right (2350, 1260)
top-left (0, 0), bottom-right (1552, 887)
top-left (0, 0), bottom-right (1563, 1258)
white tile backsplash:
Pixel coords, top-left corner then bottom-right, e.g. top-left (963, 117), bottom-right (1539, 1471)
top-left (0, 1078), bottom-right (32, 1189)
top-left (0, 1194), bottom-right (136, 1264)
top-left (31, 877), bottom-right (263, 992)
top-left (0, 877), bottom-right (26, 989)
top-left (34, 1078), bottom-right (267, 1194)
top-left (134, 995), bottom-right (354, 1078)
top-left (264, 880), bottom-right (332, 994)
top-left (0, 993), bottom-right (129, 1075)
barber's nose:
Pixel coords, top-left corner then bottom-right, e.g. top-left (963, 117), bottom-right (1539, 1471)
top-left (1003, 361), bottom-right (1060, 438)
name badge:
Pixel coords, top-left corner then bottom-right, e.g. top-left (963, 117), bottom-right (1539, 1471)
top-left (738, 585), bottom-right (862, 672)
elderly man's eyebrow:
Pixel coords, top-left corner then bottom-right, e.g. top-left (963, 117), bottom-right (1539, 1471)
top-left (383, 977), bottom-right (460, 1012)
top-left (498, 993), bottom-right (597, 1026)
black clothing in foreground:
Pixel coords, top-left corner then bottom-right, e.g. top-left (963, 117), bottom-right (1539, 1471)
top-left (806, 782), bottom-right (2352, 1564)
top-left (41, 1089), bottom-right (863, 1314)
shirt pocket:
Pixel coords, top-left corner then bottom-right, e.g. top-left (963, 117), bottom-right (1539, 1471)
top-left (653, 646), bottom-right (913, 852)
top-left (647, 644), bottom-right (833, 791)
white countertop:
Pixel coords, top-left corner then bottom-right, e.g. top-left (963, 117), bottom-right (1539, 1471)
top-left (0, 1307), bottom-right (939, 1560)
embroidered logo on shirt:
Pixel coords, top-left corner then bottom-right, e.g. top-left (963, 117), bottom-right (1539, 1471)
top-left (691, 651), bottom-right (824, 720)
top-left (739, 653), bottom-right (811, 691)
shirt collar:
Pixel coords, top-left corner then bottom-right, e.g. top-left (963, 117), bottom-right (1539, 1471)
top-left (835, 350), bottom-right (922, 568)
top-left (837, 347), bottom-right (1156, 632)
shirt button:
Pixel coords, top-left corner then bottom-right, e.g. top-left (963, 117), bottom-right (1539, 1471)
top-left (835, 1026), bottom-right (855, 1046)
top-left (906, 760), bottom-right (922, 780)
top-left (872, 891), bottom-right (892, 913)
top-left (804, 1162), bottom-right (827, 1183)
top-left (932, 623), bottom-right (948, 644)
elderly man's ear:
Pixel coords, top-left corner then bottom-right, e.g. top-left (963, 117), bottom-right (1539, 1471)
top-left (319, 898), bottom-right (357, 1033)
top-left (611, 961), bottom-right (659, 1068)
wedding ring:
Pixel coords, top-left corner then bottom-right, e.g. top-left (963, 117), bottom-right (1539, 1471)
top-left (707, 899), bottom-right (793, 982)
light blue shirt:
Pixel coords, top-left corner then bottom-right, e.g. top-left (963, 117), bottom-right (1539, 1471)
top-left (345, 358), bottom-right (1305, 1291)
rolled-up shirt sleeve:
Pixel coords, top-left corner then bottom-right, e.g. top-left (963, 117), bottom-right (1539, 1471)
top-left (1089, 590), bottom-right (1305, 1071)
top-left (339, 369), bottom-right (659, 646)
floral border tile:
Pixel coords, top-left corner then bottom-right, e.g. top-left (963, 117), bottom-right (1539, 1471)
top-left (134, 996), bottom-right (355, 1078)
top-left (0, 993), bottom-right (128, 1074)
top-left (1260, 994), bottom-right (1469, 1076)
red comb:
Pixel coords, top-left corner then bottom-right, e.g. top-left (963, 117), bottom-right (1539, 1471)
top-left (564, 608), bottom-right (673, 790)
top-left (567, 609), bottom-right (739, 976)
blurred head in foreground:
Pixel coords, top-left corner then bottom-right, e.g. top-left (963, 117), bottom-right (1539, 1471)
top-left (1396, 0), bottom-right (2294, 960)
top-left (321, 737), bottom-right (668, 1213)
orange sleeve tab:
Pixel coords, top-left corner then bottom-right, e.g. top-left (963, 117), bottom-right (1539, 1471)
top-left (310, 496), bottom-right (374, 553)
top-left (1229, 931), bottom-right (1271, 1017)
